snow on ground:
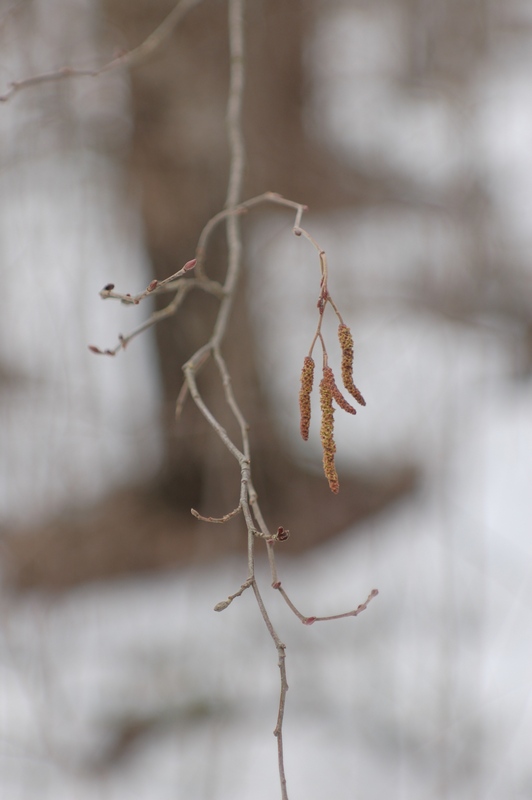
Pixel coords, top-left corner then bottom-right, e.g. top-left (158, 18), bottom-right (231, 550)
top-left (1, 269), bottom-right (531, 798)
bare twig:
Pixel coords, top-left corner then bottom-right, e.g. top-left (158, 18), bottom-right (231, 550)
top-left (0, 0), bottom-right (204, 102)
top-left (89, 193), bottom-right (306, 358)
top-left (251, 578), bottom-right (289, 800)
top-left (214, 578), bottom-right (253, 611)
top-left (89, 281), bottom-right (195, 357)
top-left (191, 504), bottom-right (242, 523)
top-left (274, 585), bottom-right (379, 626)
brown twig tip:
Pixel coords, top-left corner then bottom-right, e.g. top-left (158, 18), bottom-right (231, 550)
top-left (276, 526), bottom-right (290, 542)
top-left (299, 355), bottom-right (315, 440)
top-left (338, 323), bottom-right (366, 406)
top-left (319, 369), bottom-right (339, 493)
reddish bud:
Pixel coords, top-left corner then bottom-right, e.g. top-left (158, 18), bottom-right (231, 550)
top-left (88, 345), bottom-right (102, 354)
top-left (183, 258), bottom-right (197, 272)
top-left (303, 617), bottom-right (316, 626)
top-left (147, 280), bottom-right (158, 292)
top-left (103, 283), bottom-right (115, 291)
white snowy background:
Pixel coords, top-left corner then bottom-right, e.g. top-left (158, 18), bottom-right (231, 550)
top-left (1, 2), bottom-right (532, 799)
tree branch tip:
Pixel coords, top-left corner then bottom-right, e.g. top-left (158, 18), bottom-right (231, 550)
top-left (293, 227), bottom-right (302, 236)
top-left (191, 504), bottom-right (241, 523)
top-left (274, 526), bottom-right (289, 542)
top-left (272, 580), bottom-right (281, 589)
top-left (303, 616), bottom-right (316, 626)
top-left (88, 344), bottom-right (116, 357)
top-left (214, 599), bottom-right (231, 612)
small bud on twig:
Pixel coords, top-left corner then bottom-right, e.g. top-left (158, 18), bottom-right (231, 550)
top-left (276, 526), bottom-right (290, 542)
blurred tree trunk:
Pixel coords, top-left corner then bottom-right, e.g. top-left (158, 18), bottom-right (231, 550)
top-left (4, 0), bottom-right (414, 590)
top-left (105, 0), bottom-right (412, 516)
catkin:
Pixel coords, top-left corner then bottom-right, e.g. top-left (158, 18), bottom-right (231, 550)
top-left (320, 369), bottom-right (339, 493)
top-left (323, 365), bottom-right (356, 415)
top-left (338, 323), bottom-right (366, 406)
top-left (299, 356), bottom-right (315, 441)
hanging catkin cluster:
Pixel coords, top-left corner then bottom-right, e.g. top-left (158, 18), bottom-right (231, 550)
top-left (298, 280), bottom-right (365, 493)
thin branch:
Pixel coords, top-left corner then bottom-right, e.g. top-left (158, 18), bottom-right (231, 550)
top-left (191, 505), bottom-right (242, 524)
top-left (109, 0), bottom-right (204, 70)
top-left (89, 193), bottom-right (306, 358)
top-left (251, 579), bottom-right (289, 800)
top-left (98, 258), bottom-right (199, 305)
top-left (214, 578), bottom-right (253, 612)
top-left (274, 585), bottom-right (379, 625)
top-left (89, 280), bottom-right (195, 356)
top-left (0, 0), bottom-right (204, 102)
top-left (184, 363), bottom-right (245, 464)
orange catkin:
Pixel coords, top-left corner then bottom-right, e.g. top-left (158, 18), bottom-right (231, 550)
top-left (323, 365), bottom-right (356, 415)
top-left (338, 323), bottom-right (366, 406)
top-left (319, 369), bottom-right (339, 493)
top-left (299, 356), bottom-right (315, 441)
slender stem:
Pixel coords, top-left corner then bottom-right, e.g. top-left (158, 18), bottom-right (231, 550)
top-left (251, 579), bottom-right (289, 800)
top-left (226, 0), bottom-right (245, 210)
top-left (0, 0), bottom-right (205, 102)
